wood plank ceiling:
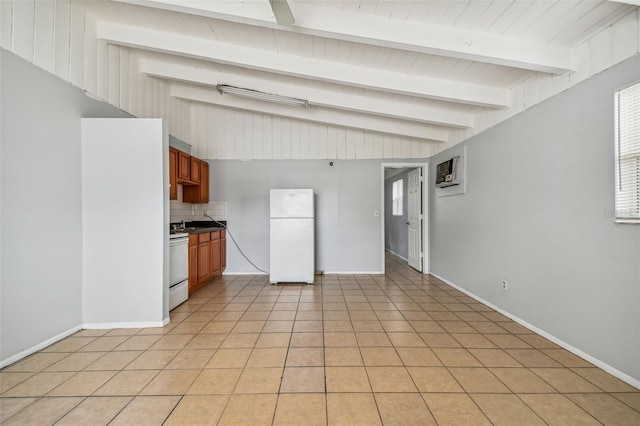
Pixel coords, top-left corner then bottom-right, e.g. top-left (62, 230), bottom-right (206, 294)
top-left (3, 1), bottom-right (639, 158)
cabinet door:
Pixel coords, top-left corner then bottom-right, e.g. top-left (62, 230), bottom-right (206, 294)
top-left (200, 162), bottom-right (209, 203)
top-left (211, 237), bottom-right (221, 276)
top-left (169, 147), bottom-right (178, 200)
top-left (221, 236), bottom-right (227, 271)
top-left (178, 150), bottom-right (191, 182)
top-left (183, 161), bottom-right (209, 203)
top-left (188, 243), bottom-right (198, 294)
top-left (198, 242), bottom-right (211, 283)
top-left (190, 157), bottom-right (201, 184)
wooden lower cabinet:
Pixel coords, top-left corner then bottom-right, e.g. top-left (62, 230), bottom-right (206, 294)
top-left (221, 231), bottom-right (227, 272)
top-left (211, 238), bottom-right (221, 276)
top-left (188, 235), bottom-right (198, 293)
top-left (188, 230), bottom-right (227, 295)
top-left (197, 242), bottom-right (211, 283)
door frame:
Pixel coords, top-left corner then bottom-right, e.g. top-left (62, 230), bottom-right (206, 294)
top-left (380, 162), bottom-right (430, 275)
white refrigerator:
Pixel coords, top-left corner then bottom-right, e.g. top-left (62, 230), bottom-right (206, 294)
top-left (270, 189), bottom-right (315, 284)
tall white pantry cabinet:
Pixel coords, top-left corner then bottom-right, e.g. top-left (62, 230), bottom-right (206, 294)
top-left (81, 118), bottom-right (170, 328)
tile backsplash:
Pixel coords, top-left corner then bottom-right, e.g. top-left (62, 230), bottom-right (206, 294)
top-left (170, 185), bottom-right (227, 222)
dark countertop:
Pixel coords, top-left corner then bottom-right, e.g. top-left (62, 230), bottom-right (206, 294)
top-left (182, 226), bottom-right (224, 235)
top-left (170, 221), bottom-right (226, 235)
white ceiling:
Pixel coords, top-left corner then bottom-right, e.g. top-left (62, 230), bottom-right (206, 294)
top-left (76, 1), bottom-right (639, 145)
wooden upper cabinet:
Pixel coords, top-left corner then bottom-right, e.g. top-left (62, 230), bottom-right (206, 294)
top-left (169, 147), bottom-right (178, 200)
top-left (190, 157), bottom-right (201, 184)
top-left (171, 147), bottom-right (209, 204)
top-left (183, 161), bottom-right (209, 203)
top-left (177, 150), bottom-right (191, 183)
top-left (201, 162), bottom-right (210, 203)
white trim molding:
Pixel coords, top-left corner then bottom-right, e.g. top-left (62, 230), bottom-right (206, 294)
top-left (431, 272), bottom-right (640, 391)
top-left (385, 248), bottom-right (408, 262)
top-left (0, 325), bottom-right (83, 369)
top-left (82, 320), bottom-right (168, 329)
top-left (222, 272), bottom-right (269, 276)
top-left (381, 162), bottom-right (430, 275)
top-left (0, 318), bottom-right (172, 369)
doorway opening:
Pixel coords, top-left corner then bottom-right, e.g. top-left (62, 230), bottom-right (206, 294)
top-left (380, 163), bottom-right (429, 275)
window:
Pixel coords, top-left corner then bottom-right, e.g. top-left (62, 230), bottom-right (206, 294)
top-left (392, 179), bottom-right (403, 216)
top-left (614, 82), bottom-right (640, 223)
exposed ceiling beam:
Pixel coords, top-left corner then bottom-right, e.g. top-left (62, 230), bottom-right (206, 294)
top-left (609, 0), bottom-right (640, 6)
top-left (169, 84), bottom-right (450, 143)
top-left (139, 58), bottom-right (474, 129)
top-left (97, 22), bottom-right (510, 108)
top-left (268, 0), bottom-right (295, 26)
top-left (115, 0), bottom-right (575, 74)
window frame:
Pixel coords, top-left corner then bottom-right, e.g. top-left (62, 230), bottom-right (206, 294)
top-left (614, 81), bottom-right (640, 224)
top-left (392, 179), bottom-right (403, 216)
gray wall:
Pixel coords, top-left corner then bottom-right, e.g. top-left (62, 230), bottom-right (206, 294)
top-left (169, 135), bottom-right (191, 153)
top-left (210, 160), bottom-right (387, 274)
top-left (0, 50), bottom-right (130, 363)
top-left (384, 169), bottom-right (410, 259)
top-left (430, 53), bottom-right (640, 382)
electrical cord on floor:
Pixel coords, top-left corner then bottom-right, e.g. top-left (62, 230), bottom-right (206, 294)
top-left (204, 214), bottom-right (268, 274)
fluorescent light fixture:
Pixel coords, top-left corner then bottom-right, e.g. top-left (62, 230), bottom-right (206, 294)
top-left (216, 84), bottom-right (308, 108)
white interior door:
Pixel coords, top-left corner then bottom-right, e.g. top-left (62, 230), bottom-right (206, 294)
top-left (407, 168), bottom-right (422, 272)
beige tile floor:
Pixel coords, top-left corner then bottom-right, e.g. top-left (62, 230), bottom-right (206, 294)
top-left (2, 253), bottom-right (640, 425)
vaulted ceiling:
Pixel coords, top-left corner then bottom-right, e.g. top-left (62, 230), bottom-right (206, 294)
top-left (3, 1), bottom-right (639, 158)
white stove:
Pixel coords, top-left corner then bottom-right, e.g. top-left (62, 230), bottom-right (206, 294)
top-left (169, 233), bottom-right (189, 310)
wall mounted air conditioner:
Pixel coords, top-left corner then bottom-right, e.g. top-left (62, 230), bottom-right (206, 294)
top-left (435, 156), bottom-right (460, 188)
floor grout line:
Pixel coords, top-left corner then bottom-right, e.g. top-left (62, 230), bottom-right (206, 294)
top-left (1, 255), bottom-right (639, 425)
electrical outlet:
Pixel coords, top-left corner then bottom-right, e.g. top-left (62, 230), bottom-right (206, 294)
top-left (501, 280), bottom-right (508, 292)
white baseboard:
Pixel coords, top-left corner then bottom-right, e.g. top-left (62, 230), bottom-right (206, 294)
top-left (223, 271), bottom-right (385, 276)
top-left (222, 271), bottom-right (268, 276)
top-left (83, 320), bottom-right (168, 329)
top-left (0, 324), bottom-right (82, 369)
top-left (1, 317), bottom-right (172, 369)
top-left (430, 272), bottom-right (640, 390)
top-left (385, 249), bottom-right (408, 262)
